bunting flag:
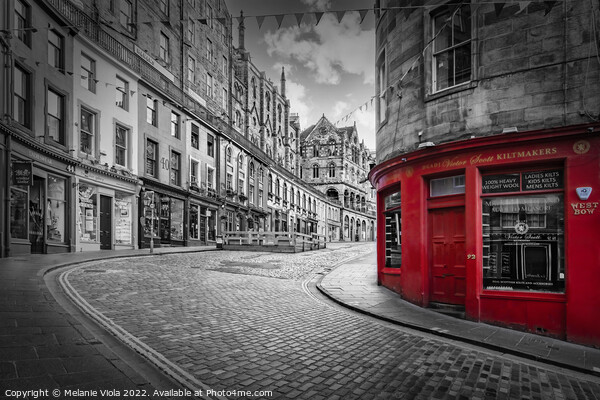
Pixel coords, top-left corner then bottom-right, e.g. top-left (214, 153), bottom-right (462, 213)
top-left (336, 11), bottom-right (346, 23)
top-left (198, 18), bottom-right (208, 25)
top-left (256, 15), bottom-right (265, 29)
top-left (275, 14), bottom-right (285, 28)
top-left (294, 13), bottom-right (304, 26)
top-left (516, 1), bottom-right (532, 14)
top-left (143, 21), bottom-right (153, 27)
top-left (130, 90), bottom-right (136, 96)
top-left (216, 17), bottom-right (227, 25)
top-left (235, 15), bottom-right (244, 26)
top-left (358, 9), bottom-right (369, 24)
top-left (314, 12), bottom-right (324, 25)
top-left (544, 1), bottom-right (558, 15)
top-left (494, 3), bottom-right (505, 16)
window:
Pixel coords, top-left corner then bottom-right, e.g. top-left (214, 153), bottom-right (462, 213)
top-left (430, 175), bottom-right (465, 197)
top-left (258, 189), bottom-right (263, 207)
top-left (384, 189), bottom-right (402, 268)
top-left (206, 39), bottom-right (213, 61)
top-left (146, 97), bottom-right (157, 126)
top-left (328, 163), bottom-right (336, 178)
top-left (206, 4), bottom-right (213, 28)
top-left (170, 151), bottom-right (180, 186)
top-left (187, 19), bottom-right (195, 43)
top-left (15, 0), bottom-right (31, 46)
top-left (222, 88), bottom-right (228, 111)
top-left (226, 147), bottom-right (232, 164)
top-left (146, 139), bottom-right (158, 177)
top-left (116, 76), bottom-right (128, 110)
top-left (206, 73), bottom-right (213, 97)
top-left (377, 51), bottom-right (386, 125)
top-left (10, 186), bottom-right (28, 240)
top-left (48, 30), bottom-right (63, 71)
top-left (159, 0), bottom-right (168, 16)
top-left (13, 65), bottom-right (31, 128)
top-left (207, 134), bottom-right (214, 157)
top-left (277, 104), bottom-right (282, 124)
top-left (188, 56), bottom-right (196, 82)
top-left (206, 166), bottom-right (214, 189)
top-left (171, 112), bottom-right (180, 139)
top-left (191, 124), bottom-right (199, 149)
top-left (249, 162), bottom-right (255, 179)
top-left (115, 125), bottom-right (128, 167)
top-left (222, 55), bottom-right (227, 75)
top-left (159, 32), bottom-right (170, 63)
top-left (120, 0), bottom-right (133, 32)
top-left (432, 4), bottom-right (471, 92)
top-left (313, 164), bottom-right (319, 179)
top-left (190, 159), bottom-right (199, 184)
top-left (47, 88), bottom-right (65, 144)
top-left (80, 108), bottom-right (95, 155)
top-left (80, 54), bottom-right (96, 93)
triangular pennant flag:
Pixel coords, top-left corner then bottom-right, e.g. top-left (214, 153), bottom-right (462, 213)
top-left (130, 90), bottom-right (136, 96)
top-left (275, 14), bottom-right (285, 28)
top-left (358, 9), bottom-right (368, 24)
top-left (314, 12), bottom-right (324, 26)
top-left (236, 16), bottom-right (244, 26)
top-left (256, 15), bottom-right (265, 29)
top-left (66, 71), bottom-right (73, 76)
top-left (294, 13), bottom-right (304, 26)
top-left (494, 3), bottom-right (505, 17)
top-left (216, 17), bottom-right (226, 25)
top-left (93, 79), bottom-right (99, 83)
top-left (544, 1), bottom-right (557, 15)
top-left (336, 11), bottom-right (346, 23)
top-left (105, 83), bottom-right (110, 87)
top-left (515, 1), bottom-right (531, 14)
top-left (143, 21), bottom-right (153, 27)
top-left (359, 105), bottom-right (363, 112)
top-left (198, 18), bottom-right (208, 25)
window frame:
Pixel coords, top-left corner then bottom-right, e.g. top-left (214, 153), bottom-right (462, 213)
top-left (48, 30), bottom-right (64, 72)
top-left (15, 0), bottom-right (31, 46)
top-left (46, 87), bottom-right (65, 145)
top-left (159, 32), bottom-right (170, 63)
top-left (170, 111), bottom-right (180, 139)
top-left (80, 107), bottom-right (96, 156)
top-left (116, 76), bottom-right (129, 110)
top-left (13, 64), bottom-right (31, 129)
top-left (170, 150), bottom-right (181, 186)
top-left (146, 97), bottom-right (157, 126)
top-left (115, 124), bottom-right (129, 167)
top-left (145, 139), bottom-right (158, 178)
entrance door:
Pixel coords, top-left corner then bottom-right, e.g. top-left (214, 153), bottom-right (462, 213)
top-left (429, 207), bottom-right (466, 305)
top-left (100, 195), bottom-right (112, 249)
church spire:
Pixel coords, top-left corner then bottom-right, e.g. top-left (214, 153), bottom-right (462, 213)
top-left (280, 66), bottom-right (286, 98)
top-left (238, 11), bottom-right (245, 50)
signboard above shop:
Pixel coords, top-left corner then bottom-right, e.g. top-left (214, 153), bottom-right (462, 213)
top-left (482, 169), bottom-right (563, 194)
top-left (12, 161), bottom-right (32, 186)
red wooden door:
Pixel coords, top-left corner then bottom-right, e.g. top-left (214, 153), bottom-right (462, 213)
top-left (429, 207), bottom-right (466, 305)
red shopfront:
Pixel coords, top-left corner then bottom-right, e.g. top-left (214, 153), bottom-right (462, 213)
top-left (369, 124), bottom-right (600, 347)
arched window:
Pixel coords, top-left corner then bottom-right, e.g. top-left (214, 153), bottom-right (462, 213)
top-left (290, 186), bottom-right (294, 204)
top-left (226, 147), bottom-right (232, 164)
top-left (312, 164), bottom-right (319, 178)
top-left (277, 104), bottom-right (282, 123)
top-left (235, 110), bottom-right (242, 127)
top-left (313, 200), bottom-right (316, 214)
top-left (266, 92), bottom-right (271, 111)
top-left (238, 154), bottom-right (244, 169)
top-left (276, 179), bottom-right (280, 197)
top-left (268, 174), bottom-right (273, 193)
top-left (283, 183), bottom-right (287, 201)
top-left (302, 194), bottom-right (306, 209)
top-left (297, 190), bottom-right (300, 205)
top-left (249, 162), bottom-right (255, 178)
top-left (308, 197), bottom-right (312, 212)
top-left (251, 77), bottom-right (256, 98)
top-left (328, 163), bottom-right (335, 178)
top-left (258, 166), bottom-right (264, 183)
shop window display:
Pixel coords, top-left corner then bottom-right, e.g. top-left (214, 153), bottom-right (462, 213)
top-left (384, 189), bottom-right (401, 268)
top-left (482, 194), bottom-right (564, 292)
top-left (171, 199), bottom-right (184, 241)
top-left (10, 188), bottom-right (28, 239)
top-left (78, 184), bottom-right (97, 241)
top-left (47, 175), bottom-right (66, 242)
top-left (189, 205), bottom-right (199, 240)
top-left (114, 192), bottom-right (132, 244)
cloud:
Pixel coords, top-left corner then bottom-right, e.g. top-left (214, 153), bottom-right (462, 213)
top-left (285, 79), bottom-right (312, 130)
top-left (264, 12), bottom-right (374, 85)
top-left (301, 0), bottom-right (331, 11)
top-left (332, 101), bottom-right (349, 120)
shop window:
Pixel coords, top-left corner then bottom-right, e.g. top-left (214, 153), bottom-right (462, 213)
top-left (430, 175), bottom-right (465, 197)
top-left (14, 64), bottom-right (31, 128)
top-left (15, 0), bottom-right (31, 46)
top-left (190, 205), bottom-right (199, 240)
top-left (482, 194), bottom-right (564, 292)
top-left (10, 187), bottom-right (28, 240)
top-left (146, 139), bottom-right (158, 177)
top-left (115, 125), bottom-right (128, 167)
top-left (432, 3), bottom-right (472, 92)
top-left (80, 53), bottom-right (96, 93)
top-left (48, 30), bottom-right (63, 71)
top-left (114, 193), bottom-right (132, 244)
top-left (384, 189), bottom-right (401, 268)
top-left (116, 76), bottom-right (129, 110)
top-left (80, 108), bottom-right (95, 155)
top-left (171, 199), bottom-right (184, 241)
top-left (78, 184), bottom-right (97, 242)
top-left (47, 175), bottom-right (66, 242)
top-left (47, 88), bottom-right (65, 144)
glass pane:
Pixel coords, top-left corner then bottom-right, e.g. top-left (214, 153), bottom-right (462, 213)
top-left (78, 184), bottom-right (97, 242)
top-left (114, 194), bottom-right (132, 244)
top-left (171, 199), bottom-right (184, 240)
top-left (435, 51), bottom-right (451, 91)
top-left (10, 188), bottom-right (28, 239)
top-left (453, 6), bottom-right (471, 45)
top-left (434, 12), bottom-right (452, 51)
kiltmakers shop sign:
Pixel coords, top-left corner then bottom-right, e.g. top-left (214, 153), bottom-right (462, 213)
top-left (12, 162), bottom-right (33, 186)
top-left (481, 169), bottom-right (564, 293)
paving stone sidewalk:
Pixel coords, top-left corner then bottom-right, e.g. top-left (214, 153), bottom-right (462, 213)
top-left (317, 250), bottom-right (600, 376)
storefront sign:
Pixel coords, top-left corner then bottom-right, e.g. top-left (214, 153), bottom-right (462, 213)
top-left (522, 170), bottom-right (563, 191)
top-left (12, 162), bottom-right (32, 186)
top-left (570, 202), bottom-right (598, 215)
top-left (481, 174), bottom-right (520, 193)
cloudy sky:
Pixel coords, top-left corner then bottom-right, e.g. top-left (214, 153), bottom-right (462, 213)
top-left (225, 0), bottom-right (377, 151)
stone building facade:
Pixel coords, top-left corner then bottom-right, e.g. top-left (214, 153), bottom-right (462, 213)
top-left (370, 0), bottom-right (600, 346)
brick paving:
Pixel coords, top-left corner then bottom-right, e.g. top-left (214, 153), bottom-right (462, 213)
top-left (61, 243), bottom-right (600, 400)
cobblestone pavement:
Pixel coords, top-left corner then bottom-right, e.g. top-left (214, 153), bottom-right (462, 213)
top-left (64, 243), bottom-right (600, 400)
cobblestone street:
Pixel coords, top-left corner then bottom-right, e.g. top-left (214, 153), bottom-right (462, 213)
top-left (63, 243), bottom-right (600, 400)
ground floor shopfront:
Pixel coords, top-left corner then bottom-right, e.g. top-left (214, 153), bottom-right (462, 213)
top-left (369, 124), bottom-right (600, 347)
